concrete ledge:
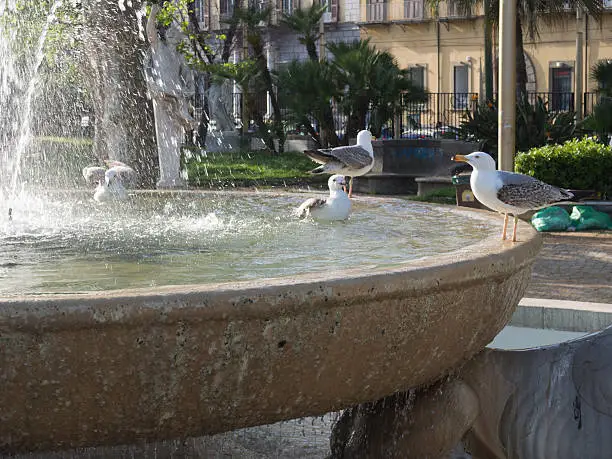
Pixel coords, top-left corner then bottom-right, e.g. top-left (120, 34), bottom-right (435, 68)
top-left (415, 176), bottom-right (453, 196)
top-left (512, 297), bottom-right (612, 333)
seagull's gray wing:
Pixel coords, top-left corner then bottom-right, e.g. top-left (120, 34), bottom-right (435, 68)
top-left (328, 145), bottom-right (373, 169)
top-left (82, 166), bottom-right (106, 185)
top-left (304, 145), bottom-right (373, 169)
top-left (496, 171), bottom-right (573, 208)
top-left (296, 197), bottom-right (327, 218)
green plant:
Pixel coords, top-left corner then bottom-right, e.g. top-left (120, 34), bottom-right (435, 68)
top-left (459, 97), bottom-right (576, 155)
top-left (581, 60), bottom-right (612, 143)
top-left (515, 137), bottom-right (612, 198)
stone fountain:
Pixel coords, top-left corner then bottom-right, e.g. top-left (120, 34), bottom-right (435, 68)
top-left (0, 1), bottom-right (546, 456)
top-left (0, 214), bottom-right (542, 452)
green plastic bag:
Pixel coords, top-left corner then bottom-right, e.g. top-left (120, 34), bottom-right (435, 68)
top-left (531, 206), bottom-right (572, 232)
top-left (569, 206), bottom-right (612, 231)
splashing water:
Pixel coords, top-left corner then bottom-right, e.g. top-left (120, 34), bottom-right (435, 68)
top-left (1, 0), bottom-right (62, 197)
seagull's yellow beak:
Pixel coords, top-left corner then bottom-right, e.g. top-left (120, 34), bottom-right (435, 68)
top-left (452, 154), bottom-right (468, 163)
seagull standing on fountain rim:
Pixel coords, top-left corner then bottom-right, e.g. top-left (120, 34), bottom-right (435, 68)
top-left (295, 175), bottom-right (351, 221)
top-left (452, 152), bottom-right (573, 242)
top-left (303, 130), bottom-right (374, 198)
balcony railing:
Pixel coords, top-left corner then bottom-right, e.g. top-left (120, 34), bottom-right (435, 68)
top-left (443, 0), bottom-right (471, 18)
top-left (366, 1), bottom-right (388, 22)
top-left (404, 0), bottom-right (423, 20)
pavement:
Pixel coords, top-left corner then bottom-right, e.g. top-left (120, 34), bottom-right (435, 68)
top-left (526, 231), bottom-right (612, 304)
top-left (512, 231), bottom-right (612, 332)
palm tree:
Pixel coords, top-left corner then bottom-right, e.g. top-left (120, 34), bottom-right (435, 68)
top-left (426, 0), bottom-right (604, 98)
top-left (328, 39), bottom-right (426, 139)
top-left (281, 4), bottom-right (341, 146)
top-left (583, 60), bottom-right (612, 143)
top-left (591, 60), bottom-right (612, 97)
top-left (276, 59), bottom-right (339, 143)
top-left (280, 3), bottom-right (327, 62)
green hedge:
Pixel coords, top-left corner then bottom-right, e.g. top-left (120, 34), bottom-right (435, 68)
top-left (515, 137), bottom-right (612, 198)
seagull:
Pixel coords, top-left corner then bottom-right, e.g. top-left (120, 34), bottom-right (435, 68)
top-left (452, 152), bottom-right (573, 242)
top-left (295, 175), bottom-right (351, 221)
top-left (83, 160), bottom-right (135, 203)
top-left (304, 130), bottom-right (374, 198)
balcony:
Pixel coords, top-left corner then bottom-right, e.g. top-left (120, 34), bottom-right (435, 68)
top-left (443, 0), bottom-right (471, 18)
top-left (404, 0), bottom-right (423, 20)
top-left (366, 1), bottom-right (388, 22)
top-left (363, 0), bottom-right (430, 23)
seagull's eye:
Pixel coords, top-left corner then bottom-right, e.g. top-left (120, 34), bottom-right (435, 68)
top-left (474, 155), bottom-right (480, 159)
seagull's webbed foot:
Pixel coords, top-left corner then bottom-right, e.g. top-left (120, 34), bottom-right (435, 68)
top-left (511, 215), bottom-right (519, 242)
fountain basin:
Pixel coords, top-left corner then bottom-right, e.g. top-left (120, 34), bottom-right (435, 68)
top-left (0, 203), bottom-right (541, 453)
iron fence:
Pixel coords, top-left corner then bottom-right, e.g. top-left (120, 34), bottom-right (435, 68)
top-left (584, 92), bottom-right (602, 117)
top-left (200, 91), bottom-right (586, 141)
top-left (396, 92), bottom-right (479, 139)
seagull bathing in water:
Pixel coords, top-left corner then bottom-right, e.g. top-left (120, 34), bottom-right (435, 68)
top-left (452, 152), bottom-right (573, 242)
top-left (296, 175), bottom-right (351, 221)
top-left (82, 160), bottom-right (135, 203)
top-left (304, 130), bottom-right (374, 198)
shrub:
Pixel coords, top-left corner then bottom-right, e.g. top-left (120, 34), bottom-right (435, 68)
top-left (515, 137), bottom-right (612, 198)
top-left (459, 97), bottom-right (576, 156)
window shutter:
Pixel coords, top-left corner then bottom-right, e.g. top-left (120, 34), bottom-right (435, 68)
top-left (330, 0), bottom-right (338, 22)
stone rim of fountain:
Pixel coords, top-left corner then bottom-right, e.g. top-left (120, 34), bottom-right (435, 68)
top-left (0, 204), bottom-right (542, 453)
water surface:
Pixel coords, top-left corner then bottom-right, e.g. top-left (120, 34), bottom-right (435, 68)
top-left (0, 191), bottom-right (494, 295)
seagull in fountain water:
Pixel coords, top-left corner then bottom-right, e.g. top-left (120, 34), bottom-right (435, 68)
top-left (303, 130), bottom-right (374, 198)
top-left (295, 175), bottom-right (351, 221)
top-left (452, 152), bottom-right (574, 242)
top-left (82, 160), bottom-right (135, 203)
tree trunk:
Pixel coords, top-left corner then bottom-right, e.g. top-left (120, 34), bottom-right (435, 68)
top-left (82, 0), bottom-right (157, 187)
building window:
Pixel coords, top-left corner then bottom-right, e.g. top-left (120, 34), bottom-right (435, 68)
top-left (453, 64), bottom-right (469, 109)
top-left (550, 63), bottom-right (573, 111)
top-left (366, 0), bottom-right (387, 22)
top-left (407, 66), bottom-right (425, 89)
top-left (193, 0), bottom-right (208, 25)
top-left (447, 0), bottom-right (469, 17)
top-left (282, 0), bottom-right (294, 13)
top-left (404, 0), bottom-right (423, 19)
top-left (220, 0), bottom-right (234, 17)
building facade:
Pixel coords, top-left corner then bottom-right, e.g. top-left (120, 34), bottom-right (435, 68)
top-left (359, 0), bottom-right (612, 98)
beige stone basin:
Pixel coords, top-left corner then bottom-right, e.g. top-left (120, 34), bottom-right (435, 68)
top-left (0, 208), bottom-right (541, 453)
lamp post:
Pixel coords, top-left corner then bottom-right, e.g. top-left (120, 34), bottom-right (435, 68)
top-left (484, 1), bottom-right (493, 102)
top-left (575, 7), bottom-right (584, 122)
top-left (498, 0), bottom-right (516, 172)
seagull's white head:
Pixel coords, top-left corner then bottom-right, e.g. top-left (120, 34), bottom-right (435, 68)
top-left (105, 169), bottom-right (118, 186)
top-left (328, 174), bottom-right (346, 191)
top-left (356, 130), bottom-right (373, 148)
top-left (452, 152), bottom-right (496, 171)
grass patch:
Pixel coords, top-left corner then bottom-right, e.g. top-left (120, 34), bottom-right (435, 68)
top-left (407, 186), bottom-right (456, 205)
top-left (185, 150), bottom-right (327, 188)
